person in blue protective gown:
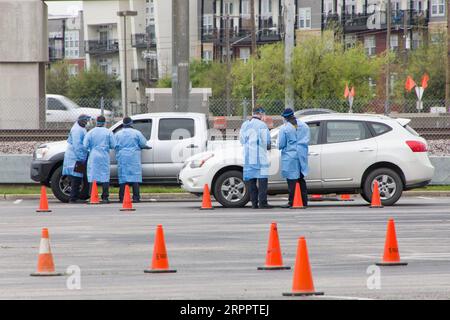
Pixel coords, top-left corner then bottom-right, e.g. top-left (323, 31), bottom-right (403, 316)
top-left (83, 115), bottom-right (116, 203)
top-left (239, 107), bottom-right (273, 209)
top-left (278, 108), bottom-right (310, 208)
top-left (114, 117), bottom-right (151, 203)
top-left (62, 114), bottom-right (91, 203)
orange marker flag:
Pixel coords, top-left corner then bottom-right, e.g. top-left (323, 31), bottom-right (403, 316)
top-left (421, 73), bottom-right (430, 89)
top-left (405, 76), bottom-right (416, 92)
top-left (344, 84), bottom-right (350, 98)
top-left (350, 87), bottom-right (355, 97)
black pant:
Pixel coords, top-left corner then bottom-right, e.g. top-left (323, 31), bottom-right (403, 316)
top-left (119, 183), bottom-right (140, 202)
top-left (69, 176), bottom-right (83, 202)
top-left (287, 174), bottom-right (308, 207)
top-left (89, 182), bottom-right (110, 200)
top-left (247, 178), bottom-right (268, 208)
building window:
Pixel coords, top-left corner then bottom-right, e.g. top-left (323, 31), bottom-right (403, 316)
top-left (224, 2), bottom-right (233, 15)
top-left (203, 15), bottom-right (213, 35)
top-left (364, 35), bottom-right (376, 56)
top-left (412, 32), bottom-right (422, 49)
top-left (390, 34), bottom-right (399, 51)
top-left (324, 0), bottom-right (334, 14)
top-left (203, 50), bottom-right (213, 62)
top-left (345, 35), bottom-right (356, 49)
top-left (239, 47), bottom-right (250, 63)
top-left (431, 0), bottom-right (445, 16)
top-left (261, 0), bottom-right (272, 16)
top-left (241, 0), bottom-right (250, 17)
top-left (68, 64), bottom-right (79, 76)
top-left (298, 8), bottom-right (311, 29)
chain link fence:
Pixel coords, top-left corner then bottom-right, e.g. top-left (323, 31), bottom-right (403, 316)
top-left (1, 96), bottom-right (450, 156)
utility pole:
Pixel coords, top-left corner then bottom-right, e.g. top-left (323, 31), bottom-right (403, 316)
top-left (225, 14), bottom-right (231, 116)
top-left (250, 0), bottom-right (257, 56)
top-left (172, 0), bottom-right (190, 112)
top-left (385, 0), bottom-right (391, 115)
top-left (403, 0), bottom-right (408, 65)
top-left (284, 0), bottom-right (295, 109)
top-left (250, 0), bottom-right (257, 110)
top-left (446, 0), bottom-right (450, 104)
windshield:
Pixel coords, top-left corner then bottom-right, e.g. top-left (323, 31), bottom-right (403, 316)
top-left (60, 96), bottom-right (81, 110)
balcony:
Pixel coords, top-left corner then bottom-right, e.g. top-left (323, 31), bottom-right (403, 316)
top-left (131, 34), bottom-right (156, 49)
top-left (85, 40), bottom-right (119, 55)
top-left (342, 9), bottom-right (428, 33)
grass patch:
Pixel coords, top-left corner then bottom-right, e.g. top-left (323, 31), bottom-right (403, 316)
top-left (0, 185), bottom-right (184, 195)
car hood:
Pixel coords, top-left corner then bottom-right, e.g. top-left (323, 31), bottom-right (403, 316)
top-left (75, 108), bottom-right (112, 116)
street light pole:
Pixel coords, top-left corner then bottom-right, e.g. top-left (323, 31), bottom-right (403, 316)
top-left (117, 10), bottom-right (138, 117)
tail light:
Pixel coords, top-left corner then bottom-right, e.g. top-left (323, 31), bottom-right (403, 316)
top-left (406, 140), bottom-right (427, 153)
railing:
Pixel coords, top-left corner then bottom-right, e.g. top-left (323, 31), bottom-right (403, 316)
top-left (131, 34), bottom-right (156, 48)
top-left (85, 40), bottom-right (119, 55)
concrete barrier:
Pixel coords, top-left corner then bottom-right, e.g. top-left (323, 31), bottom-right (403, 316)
top-left (0, 154), bottom-right (449, 185)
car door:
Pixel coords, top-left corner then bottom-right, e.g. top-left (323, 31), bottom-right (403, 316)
top-left (153, 117), bottom-right (202, 178)
top-left (268, 121), bottom-right (323, 190)
top-left (110, 119), bottom-right (155, 180)
top-left (46, 97), bottom-right (69, 123)
top-left (320, 120), bottom-right (377, 188)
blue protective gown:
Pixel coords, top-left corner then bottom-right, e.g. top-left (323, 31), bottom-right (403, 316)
top-left (278, 122), bottom-right (301, 180)
top-left (239, 118), bottom-right (271, 181)
top-left (295, 119), bottom-right (310, 177)
top-left (114, 127), bottom-right (148, 184)
top-left (83, 127), bottom-right (116, 183)
top-left (62, 122), bottom-right (88, 178)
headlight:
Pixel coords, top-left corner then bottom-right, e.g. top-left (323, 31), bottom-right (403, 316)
top-left (189, 153), bottom-right (214, 169)
top-left (34, 146), bottom-right (49, 160)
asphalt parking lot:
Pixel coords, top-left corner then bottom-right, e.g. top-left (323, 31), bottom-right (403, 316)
top-left (1, 196), bottom-right (450, 300)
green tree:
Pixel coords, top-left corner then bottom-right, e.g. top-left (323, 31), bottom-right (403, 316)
top-left (395, 33), bottom-right (446, 101)
top-left (68, 66), bottom-right (121, 100)
top-left (46, 60), bottom-right (70, 96)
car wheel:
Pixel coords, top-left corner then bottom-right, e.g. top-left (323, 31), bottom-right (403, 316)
top-left (362, 168), bottom-right (403, 206)
top-left (50, 165), bottom-right (89, 203)
top-left (213, 170), bottom-right (250, 208)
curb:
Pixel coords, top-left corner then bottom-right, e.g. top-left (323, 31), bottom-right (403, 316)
top-left (3, 191), bottom-right (450, 201)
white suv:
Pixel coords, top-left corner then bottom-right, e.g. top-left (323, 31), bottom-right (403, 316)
top-left (179, 113), bottom-right (435, 207)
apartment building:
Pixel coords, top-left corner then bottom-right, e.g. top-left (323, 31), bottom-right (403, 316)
top-left (48, 11), bottom-right (85, 75)
top-left (200, 0), bottom-right (283, 63)
top-left (83, 0), bottom-right (200, 110)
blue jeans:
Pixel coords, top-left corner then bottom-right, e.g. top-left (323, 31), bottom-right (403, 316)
top-left (246, 178), bottom-right (268, 207)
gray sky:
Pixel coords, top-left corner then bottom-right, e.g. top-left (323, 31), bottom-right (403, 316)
top-left (45, 1), bottom-right (83, 16)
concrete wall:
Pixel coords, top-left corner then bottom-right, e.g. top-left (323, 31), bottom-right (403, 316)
top-left (0, 0), bottom-right (48, 130)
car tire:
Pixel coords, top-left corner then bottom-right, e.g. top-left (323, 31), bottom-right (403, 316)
top-left (50, 165), bottom-right (89, 203)
top-left (362, 168), bottom-right (403, 206)
top-left (213, 170), bottom-right (250, 208)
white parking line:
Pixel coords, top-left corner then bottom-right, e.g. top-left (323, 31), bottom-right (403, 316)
top-left (314, 295), bottom-right (374, 300)
top-left (417, 196), bottom-right (434, 200)
top-left (13, 199), bottom-right (23, 205)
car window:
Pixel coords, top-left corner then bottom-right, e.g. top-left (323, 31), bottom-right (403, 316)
top-left (308, 122), bottom-right (320, 146)
top-left (369, 122), bottom-right (392, 136)
top-left (326, 121), bottom-right (370, 144)
top-left (47, 98), bottom-right (67, 111)
top-left (113, 119), bottom-right (152, 140)
top-left (158, 118), bottom-right (195, 141)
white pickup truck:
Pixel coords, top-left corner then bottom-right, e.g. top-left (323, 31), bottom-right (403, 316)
top-left (30, 112), bottom-right (217, 202)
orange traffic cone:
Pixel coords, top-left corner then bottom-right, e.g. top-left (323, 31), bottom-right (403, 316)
top-left (283, 237), bottom-right (324, 296)
top-left (291, 182), bottom-right (305, 209)
top-left (376, 219), bottom-right (408, 266)
top-left (370, 181), bottom-right (384, 208)
top-left (340, 194), bottom-right (353, 201)
top-left (88, 181), bottom-right (100, 205)
top-left (310, 194), bottom-right (323, 201)
top-left (144, 225), bottom-right (177, 273)
top-left (120, 184), bottom-right (136, 212)
top-left (200, 184), bottom-right (213, 210)
top-left (258, 222), bottom-right (290, 270)
top-left (30, 228), bottom-right (63, 276)
top-left (36, 185), bottom-right (51, 213)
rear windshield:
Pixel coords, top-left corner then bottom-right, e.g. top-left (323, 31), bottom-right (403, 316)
top-left (404, 125), bottom-right (420, 137)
